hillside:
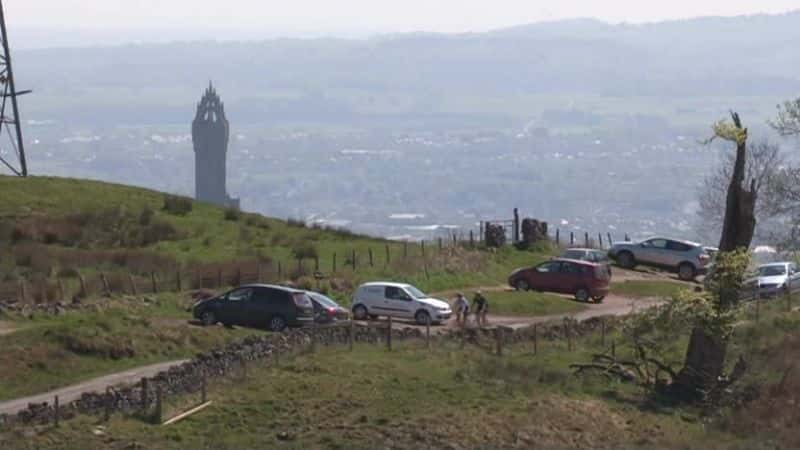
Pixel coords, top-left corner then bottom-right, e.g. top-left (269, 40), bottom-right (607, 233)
top-left (0, 175), bottom-right (546, 303)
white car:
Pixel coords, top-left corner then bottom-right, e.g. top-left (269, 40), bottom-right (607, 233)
top-left (743, 262), bottom-right (800, 298)
top-left (351, 282), bottom-right (452, 325)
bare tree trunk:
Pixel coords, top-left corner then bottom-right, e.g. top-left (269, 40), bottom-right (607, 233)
top-left (674, 112), bottom-right (756, 400)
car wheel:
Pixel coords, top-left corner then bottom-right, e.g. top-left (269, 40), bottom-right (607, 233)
top-left (268, 315), bottom-right (287, 332)
top-left (200, 311), bottom-right (217, 327)
top-left (515, 279), bottom-right (530, 291)
top-left (352, 304), bottom-right (368, 320)
top-left (592, 295), bottom-right (605, 303)
top-left (575, 288), bottom-right (590, 302)
top-left (678, 263), bottom-right (696, 281)
top-left (617, 252), bottom-right (636, 269)
top-left (415, 310), bottom-right (431, 326)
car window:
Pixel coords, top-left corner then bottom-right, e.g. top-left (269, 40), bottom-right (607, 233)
top-left (759, 265), bottom-right (787, 277)
top-left (536, 261), bottom-right (561, 273)
top-left (590, 251), bottom-right (608, 262)
top-left (562, 250), bottom-right (585, 260)
top-left (309, 293), bottom-right (339, 308)
top-left (386, 286), bottom-right (411, 301)
top-left (644, 239), bottom-right (667, 249)
top-left (561, 262), bottom-right (581, 274)
top-left (666, 240), bottom-right (692, 252)
top-left (227, 288), bottom-right (252, 302)
top-left (405, 285), bottom-right (427, 299)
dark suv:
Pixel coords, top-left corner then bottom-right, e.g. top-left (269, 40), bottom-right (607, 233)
top-left (192, 284), bottom-right (315, 331)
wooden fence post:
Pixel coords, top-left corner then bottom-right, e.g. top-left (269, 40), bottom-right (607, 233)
top-left (217, 269), bottom-right (223, 288)
top-left (297, 258), bottom-right (303, 276)
top-left (495, 328), bottom-right (503, 356)
top-left (349, 316), bottom-right (355, 351)
top-left (598, 233), bottom-right (603, 249)
top-left (176, 269), bottom-right (182, 292)
top-left (624, 233), bottom-right (630, 242)
top-left (584, 232), bottom-right (589, 248)
top-left (54, 395), bottom-right (60, 428)
top-left (601, 318), bottom-right (606, 347)
top-left (404, 241), bottom-right (408, 259)
top-left (277, 261), bottom-right (282, 279)
top-left (141, 378), bottom-right (149, 412)
top-left (533, 324), bottom-right (538, 355)
top-left (155, 386), bottom-right (163, 424)
top-left (570, 232), bottom-right (574, 245)
top-left (129, 273), bottom-right (138, 295)
top-left (256, 263), bottom-right (262, 282)
top-left (352, 249), bottom-right (357, 271)
top-left (421, 240), bottom-right (426, 257)
top-left (386, 316), bottom-right (393, 351)
top-left (607, 233), bottom-right (613, 246)
top-left (310, 322), bottom-right (316, 353)
top-left (385, 244), bottom-right (391, 265)
top-left (236, 267), bottom-right (242, 286)
top-left (57, 278), bottom-right (66, 301)
top-left (100, 272), bottom-right (110, 294)
top-left (438, 237), bottom-right (443, 253)
top-left (469, 230), bottom-right (475, 248)
top-left (426, 314), bottom-right (431, 350)
top-left (556, 229), bottom-right (560, 245)
top-left (368, 248), bottom-right (374, 267)
top-left (77, 273), bottom-right (87, 298)
top-left (314, 256), bottom-right (320, 272)
top-left (104, 387), bottom-right (112, 422)
top-left (19, 280), bottom-right (26, 302)
top-left (151, 272), bottom-right (158, 293)
top-left (332, 253), bottom-right (337, 273)
top-left (424, 262), bottom-right (430, 280)
top-left (201, 372), bottom-right (207, 403)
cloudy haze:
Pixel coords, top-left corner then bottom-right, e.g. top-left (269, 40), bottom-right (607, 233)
top-left (9, 0), bottom-right (800, 35)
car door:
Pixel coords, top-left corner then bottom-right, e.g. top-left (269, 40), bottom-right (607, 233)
top-left (556, 261), bottom-right (582, 294)
top-left (664, 240), bottom-right (693, 268)
top-left (530, 261), bottom-right (562, 292)
top-left (248, 287), bottom-right (283, 326)
top-left (217, 287), bottom-right (253, 325)
top-left (789, 263), bottom-right (800, 293)
top-left (637, 238), bottom-right (668, 266)
top-left (383, 286), bottom-right (414, 318)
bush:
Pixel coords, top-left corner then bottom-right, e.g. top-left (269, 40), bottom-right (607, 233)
top-left (139, 206), bottom-right (155, 226)
top-left (162, 194), bottom-right (193, 216)
top-left (224, 207), bottom-right (241, 221)
top-left (291, 241), bottom-right (318, 260)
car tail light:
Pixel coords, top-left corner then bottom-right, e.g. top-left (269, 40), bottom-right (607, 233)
top-left (328, 307), bottom-right (337, 317)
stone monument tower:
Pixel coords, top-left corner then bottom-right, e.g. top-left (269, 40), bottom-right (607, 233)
top-left (191, 82), bottom-right (239, 209)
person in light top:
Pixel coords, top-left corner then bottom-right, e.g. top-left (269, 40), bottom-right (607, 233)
top-left (453, 292), bottom-right (470, 327)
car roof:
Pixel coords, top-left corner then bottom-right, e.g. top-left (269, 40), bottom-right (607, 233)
top-left (564, 248), bottom-right (604, 253)
top-left (641, 236), bottom-right (701, 247)
top-left (359, 281), bottom-right (413, 289)
top-left (551, 257), bottom-right (599, 266)
top-left (760, 262), bottom-right (792, 267)
top-left (238, 283), bottom-right (306, 294)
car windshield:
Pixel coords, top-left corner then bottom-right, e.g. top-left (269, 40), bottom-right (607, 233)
top-left (404, 286), bottom-right (427, 299)
top-left (310, 293), bottom-right (339, 308)
top-left (759, 265), bottom-right (786, 277)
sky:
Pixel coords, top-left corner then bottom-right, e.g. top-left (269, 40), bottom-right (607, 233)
top-left (8, 0), bottom-right (800, 35)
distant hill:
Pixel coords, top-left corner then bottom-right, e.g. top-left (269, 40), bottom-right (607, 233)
top-left (14, 11), bottom-right (800, 126)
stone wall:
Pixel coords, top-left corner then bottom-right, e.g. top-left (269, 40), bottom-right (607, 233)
top-left (0, 316), bottom-right (621, 427)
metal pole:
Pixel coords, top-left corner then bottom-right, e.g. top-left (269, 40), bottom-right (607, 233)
top-left (0, 1), bottom-right (27, 176)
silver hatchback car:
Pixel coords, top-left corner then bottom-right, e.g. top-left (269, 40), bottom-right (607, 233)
top-left (608, 237), bottom-right (715, 281)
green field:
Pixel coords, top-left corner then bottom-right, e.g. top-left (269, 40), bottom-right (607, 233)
top-left (6, 298), bottom-right (800, 450)
top-left (610, 280), bottom-right (687, 299)
top-left (482, 290), bottom-right (586, 316)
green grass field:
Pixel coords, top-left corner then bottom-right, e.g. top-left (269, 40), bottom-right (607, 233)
top-left (0, 293), bottom-right (263, 401)
top-left (483, 290), bottom-right (586, 316)
top-left (610, 280), bottom-right (687, 299)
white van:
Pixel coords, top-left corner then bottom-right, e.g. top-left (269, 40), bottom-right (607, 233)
top-left (352, 282), bottom-right (452, 325)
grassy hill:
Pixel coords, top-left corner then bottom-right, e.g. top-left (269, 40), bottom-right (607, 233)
top-left (0, 175), bottom-right (548, 303)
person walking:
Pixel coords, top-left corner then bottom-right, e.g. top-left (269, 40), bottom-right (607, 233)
top-left (472, 290), bottom-right (489, 327)
top-left (453, 292), bottom-right (470, 327)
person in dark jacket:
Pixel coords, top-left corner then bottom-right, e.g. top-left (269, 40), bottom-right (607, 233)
top-left (472, 290), bottom-right (489, 327)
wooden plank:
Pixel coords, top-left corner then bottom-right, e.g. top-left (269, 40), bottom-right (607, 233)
top-left (162, 401), bottom-right (213, 426)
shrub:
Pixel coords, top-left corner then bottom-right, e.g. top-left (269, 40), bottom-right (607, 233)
top-left (224, 207), bottom-right (241, 221)
top-left (141, 221), bottom-right (183, 246)
top-left (162, 194), bottom-right (193, 216)
top-left (291, 240), bottom-right (318, 260)
top-left (139, 206), bottom-right (155, 226)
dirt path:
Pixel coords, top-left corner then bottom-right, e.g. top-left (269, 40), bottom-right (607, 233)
top-left (0, 360), bottom-right (188, 416)
top-left (364, 293), bottom-right (662, 332)
top-left (0, 321), bottom-right (18, 336)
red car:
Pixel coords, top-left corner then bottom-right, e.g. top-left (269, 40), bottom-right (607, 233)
top-left (508, 258), bottom-right (610, 302)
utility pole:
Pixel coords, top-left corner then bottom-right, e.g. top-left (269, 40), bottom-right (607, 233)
top-left (0, 0), bottom-right (29, 177)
